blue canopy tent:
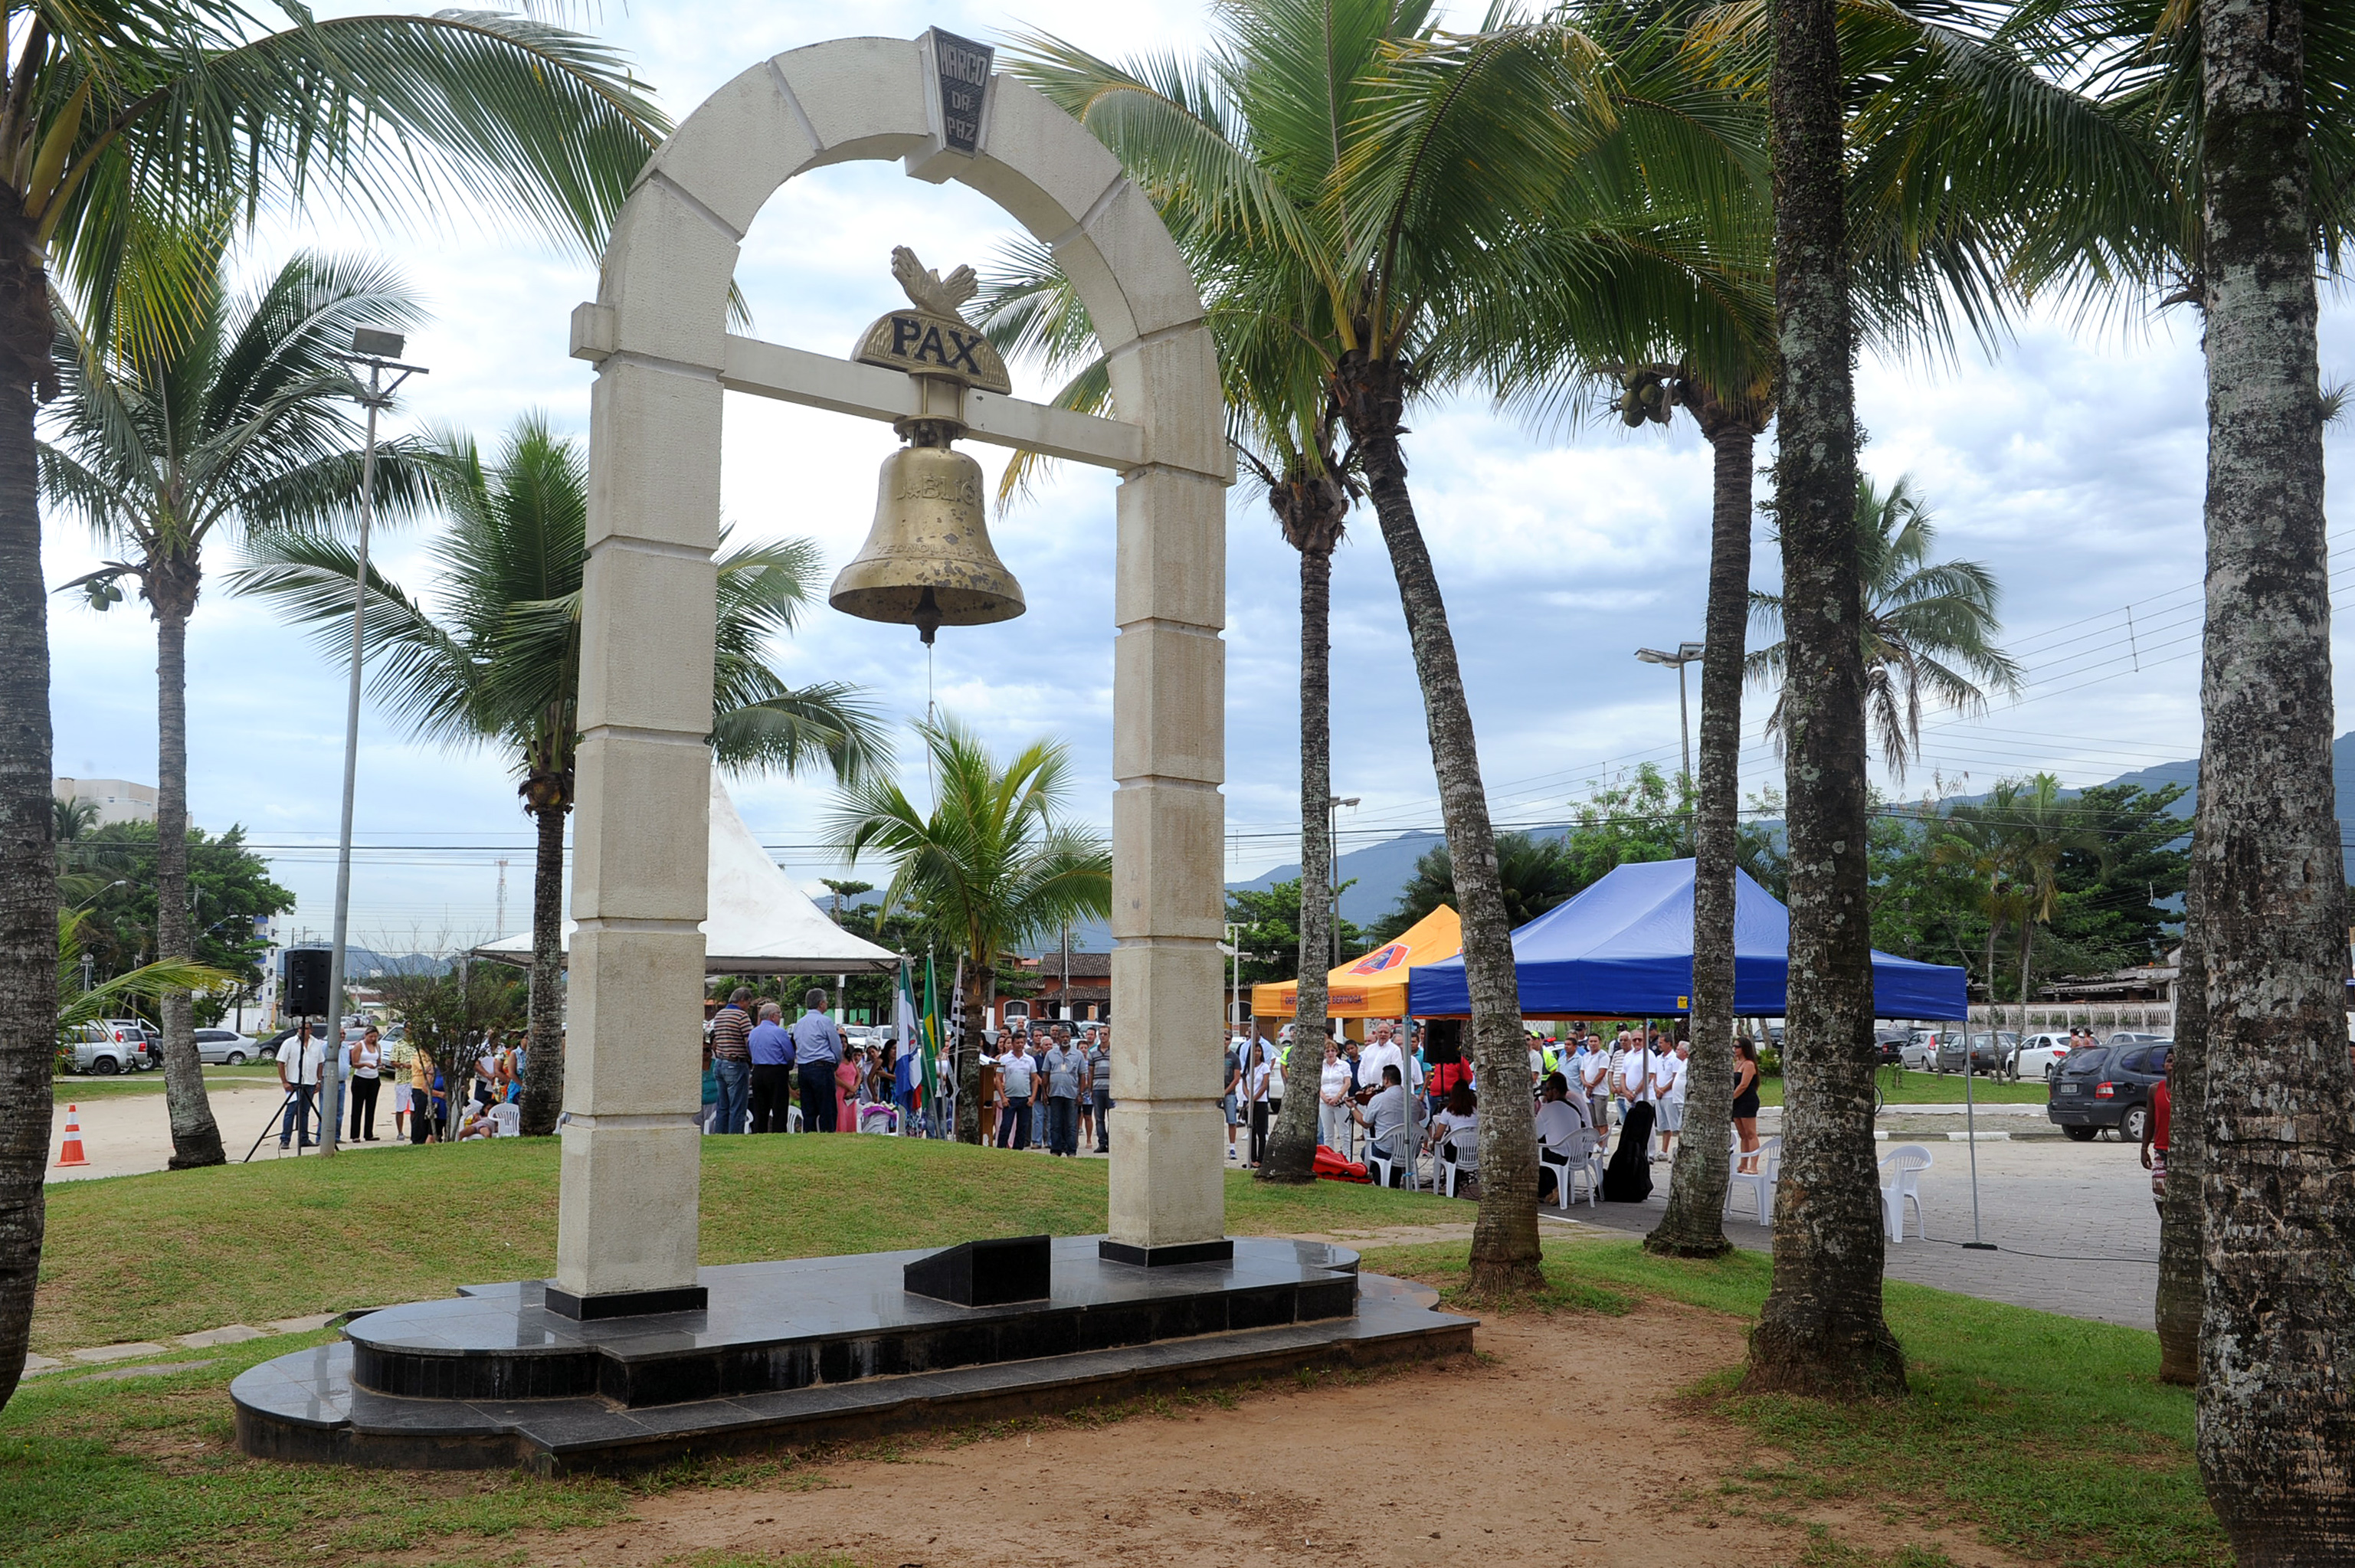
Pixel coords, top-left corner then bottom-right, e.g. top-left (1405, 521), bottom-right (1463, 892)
top-left (1405, 857), bottom-right (1968, 1019)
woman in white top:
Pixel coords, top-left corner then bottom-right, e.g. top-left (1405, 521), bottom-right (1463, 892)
top-left (346, 1026), bottom-right (384, 1141)
top-left (1244, 1041), bottom-right (1274, 1167)
top-left (1426, 1084), bottom-right (1479, 1189)
top-left (1316, 1038), bottom-right (1354, 1155)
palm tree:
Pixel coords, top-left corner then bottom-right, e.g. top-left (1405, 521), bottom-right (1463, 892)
top-left (2003, 4), bottom-right (2355, 1532)
top-left (976, 235), bottom-right (1358, 1184)
top-left (828, 719), bottom-right (1112, 1143)
top-left (1748, 476), bottom-right (2020, 777)
top-left (1735, 0), bottom-right (1890, 1398)
top-left (1991, 774), bottom-right (2100, 1046)
top-left (1010, 0), bottom-right (1751, 1290)
top-left (1529, 0), bottom-right (2136, 1270)
top-left (43, 249), bottom-right (427, 1170)
top-left (0, 2), bottom-right (664, 1413)
top-left (233, 415), bottom-right (886, 1135)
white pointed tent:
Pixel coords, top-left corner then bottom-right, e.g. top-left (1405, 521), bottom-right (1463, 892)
top-left (470, 773), bottom-right (902, 974)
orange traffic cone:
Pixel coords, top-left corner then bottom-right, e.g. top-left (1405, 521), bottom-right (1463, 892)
top-left (55, 1104), bottom-right (88, 1167)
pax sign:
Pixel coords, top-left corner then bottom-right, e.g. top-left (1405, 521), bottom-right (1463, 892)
top-left (929, 28), bottom-right (993, 155)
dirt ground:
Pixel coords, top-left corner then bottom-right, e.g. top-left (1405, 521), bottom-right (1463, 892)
top-left (467, 1293), bottom-right (2019, 1568)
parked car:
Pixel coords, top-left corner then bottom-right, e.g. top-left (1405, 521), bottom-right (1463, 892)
top-left (64, 1021), bottom-right (153, 1075)
top-left (2048, 1039), bottom-right (2172, 1141)
top-left (1937, 1030), bottom-right (2019, 1075)
top-left (2013, 1032), bottom-right (2078, 1081)
top-left (1873, 1028), bottom-right (1909, 1066)
top-left (195, 1028), bottom-right (257, 1066)
top-left (97, 1019), bottom-right (161, 1070)
top-left (1900, 1030), bottom-right (1947, 1072)
top-left (2103, 1030), bottom-right (2170, 1049)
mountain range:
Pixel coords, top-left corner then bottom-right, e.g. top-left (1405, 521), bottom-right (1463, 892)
top-left (1226, 732), bottom-right (2355, 930)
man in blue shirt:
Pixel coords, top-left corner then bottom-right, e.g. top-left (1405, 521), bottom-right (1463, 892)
top-left (747, 1001), bottom-right (794, 1133)
top-left (791, 987), bottom-right (846, 1133)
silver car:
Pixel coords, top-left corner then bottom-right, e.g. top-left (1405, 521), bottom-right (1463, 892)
top-left (195, 1028), bottom-right (257, 1066)
top-left (64, 1021), bottom-right (152, 1075)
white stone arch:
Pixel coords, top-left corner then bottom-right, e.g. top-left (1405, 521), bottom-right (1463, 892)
top-left (556, 35), bottom-right (1232, 1313)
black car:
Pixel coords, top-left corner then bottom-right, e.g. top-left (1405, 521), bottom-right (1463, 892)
top-left (2048, 1040), bottom-right (2171, 1141)
top-left (1873, 1028), bottom-right (1909, 1067)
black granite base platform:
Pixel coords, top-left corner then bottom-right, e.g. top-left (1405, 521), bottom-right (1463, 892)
top-left (231, 1237), bottom-right (1475, 1473)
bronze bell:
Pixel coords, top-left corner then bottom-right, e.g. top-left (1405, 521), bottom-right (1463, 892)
top-left (828, 431), bottom-right (1026, 645)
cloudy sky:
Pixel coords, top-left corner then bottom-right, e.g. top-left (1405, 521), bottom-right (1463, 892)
top-left (44, 2), bottom-right (2354, 954)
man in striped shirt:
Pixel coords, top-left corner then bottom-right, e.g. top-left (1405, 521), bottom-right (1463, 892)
top-left (709, 988), bottom-right (754, 1134)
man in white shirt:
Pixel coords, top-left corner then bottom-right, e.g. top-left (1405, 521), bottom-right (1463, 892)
top-left (1357, 1023), bottom-right (1403, 1093)
top-left (1609, 1033), bottom-right (1648, 1126)
top-left (1351, 1065), bottom-right (1409, 1183)
top-left (1655, 1040), bottom-right (1689, 1161)
top-left (275, 1021), bottom-right (327, 1150)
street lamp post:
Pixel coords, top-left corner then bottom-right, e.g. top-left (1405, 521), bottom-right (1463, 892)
top-left (1326, 795), bottom-right (1359, 968)
top-left (1635, 642), bottom-right (1706, 784)
top-left (319, 328), bottom-right (426, 1157)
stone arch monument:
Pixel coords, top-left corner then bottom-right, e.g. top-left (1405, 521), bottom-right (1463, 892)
top-left (556, 32), bottom-right (1233, 1314)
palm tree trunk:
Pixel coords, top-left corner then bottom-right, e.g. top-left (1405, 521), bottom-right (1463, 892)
top-left (152, 585), bottom-right (225, 1169)
top-left (957, 961), bottom-right (988, 1144)
top-left (1335, 350), bottom-right (1537, 1293)
top-left (0, 269), bottom-right (55, 1411)
top-left (2157, 861), bottom-right (2204, 1386)
top-left (2193, 0), bottom-right (2355, 1546)
top-left (2015, 921), bottom-right (2033, 1062)
top-left (1742, 0), bottom-right (1903, 1399)
top-left (1264, 531), bottom-right (1340, 1183)
top-left (518, 796), bottom-right (567, 1135)
top-left (1650, 411), bottom-right (1755, 1258)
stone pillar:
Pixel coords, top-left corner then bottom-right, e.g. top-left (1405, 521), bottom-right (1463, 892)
top-left (1101, 339), bottom-right (1231, 1266)
top-left (554, 275), bottom-right (729, 1320)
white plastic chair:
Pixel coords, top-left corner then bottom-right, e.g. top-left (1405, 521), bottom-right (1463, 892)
top-left (1437, 1133), bottom-right (1478, 1198)
top-left (1879, 1144), bottom-right (1933, 1242)
top-left (490, 1102), bottom-right (522, 1137)
top-left (1724, 1133), bottom-right (1780, 1226)
top-left (1365, 1141), bottom-right (1409, 1190)
top-left (1539, 1128), bottom-right (1600, 1212)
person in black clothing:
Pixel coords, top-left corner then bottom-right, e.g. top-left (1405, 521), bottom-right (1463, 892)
top-left (1730, 1038), bottom-right (1764, 1171)
top-left (1600, 1101), bottom-right (1656, 1201)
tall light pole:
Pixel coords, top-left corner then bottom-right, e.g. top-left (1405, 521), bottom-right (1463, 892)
top-left (319, 328), bottom-right (426, 1157)
top-left (1327, 795), bottom-right (1359, 968)
top-left (1635, 641), bottom-right (1706, 784)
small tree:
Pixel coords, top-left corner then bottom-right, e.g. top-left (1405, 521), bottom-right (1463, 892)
top-left (828, 719), bottom-right (1111, 1143)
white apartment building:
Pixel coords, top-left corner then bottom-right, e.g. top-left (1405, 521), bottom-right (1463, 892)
top-left (54, 777), bottom-right (158, 827)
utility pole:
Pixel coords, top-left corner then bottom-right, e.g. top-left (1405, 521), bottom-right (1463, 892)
top-left (494, 859), bottom-right (509, 937)
top-left (1327, 795), bottom-right (1359, 968)
top-left (1636, 641), bottom-right (1705, 785)
top-left (319, 328), bottom-right (426, 1157)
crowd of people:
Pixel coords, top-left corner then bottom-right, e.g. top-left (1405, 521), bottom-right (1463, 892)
top-left (268, 1016), bottom-right (533, 1150)
top-left (1223, 1016), bottom-right (1728, 1203)
top-left (701, 986), bottom-right (966, 1138)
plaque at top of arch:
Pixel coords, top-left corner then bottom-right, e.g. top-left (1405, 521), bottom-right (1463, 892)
top-left (852, 245), bottom-right (1014, 393)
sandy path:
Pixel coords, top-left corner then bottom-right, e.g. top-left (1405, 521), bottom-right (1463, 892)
top-left (470, 1294), bottom-right (2017, 1568)
top-left (48, 1085), bottom-right (416, 1181)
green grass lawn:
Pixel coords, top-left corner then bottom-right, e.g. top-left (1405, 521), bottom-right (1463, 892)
top-left (32, 1133), bottom-right (1455, 1354)
top-left (7, 1134), bottom-right (2219, 1568)
top-left (52, 1065), bottom-right (282, 1104)
top-left (1366, 1235), bottom-right (2221, 1568)
top-left (1754, 1069), bottom-right (2052, 1108)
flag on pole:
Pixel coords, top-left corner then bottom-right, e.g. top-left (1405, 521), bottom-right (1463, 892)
top-left (922, 951), bottom-right (946, 1134)
top-left (893, 958), bottom-right (920, 1105)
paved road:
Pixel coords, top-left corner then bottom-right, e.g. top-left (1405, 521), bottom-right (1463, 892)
top-left (1555, 1134), bottom-right (2161, 1328)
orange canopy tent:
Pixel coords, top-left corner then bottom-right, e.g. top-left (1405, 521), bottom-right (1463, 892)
top-left (1248, 905), bottom-right (1462, 1019)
